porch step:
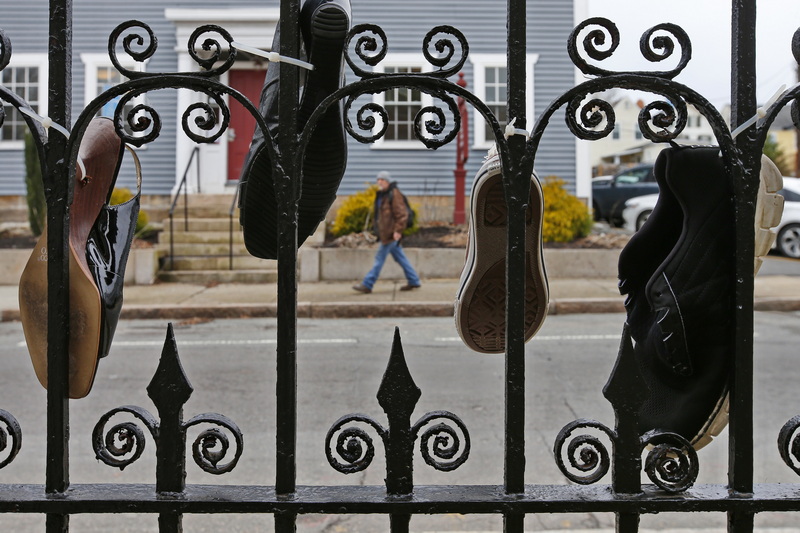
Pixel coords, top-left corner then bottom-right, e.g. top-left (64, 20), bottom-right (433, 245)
top-left (157, 269), bottom-right (279, 284)
top-left (162, 217), bottom-right (240, 233)
top-left (155, 193), bottom-right (327, 284)
top-left (160, 242), bottom-right (251, 256)
top-left (166, 255), bottom-right (275, 271)
top-left (163, 230), bottom-right (245, 244)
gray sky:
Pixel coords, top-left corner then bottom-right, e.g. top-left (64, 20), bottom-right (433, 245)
top-left (583, 0), bottom-right (799, 106)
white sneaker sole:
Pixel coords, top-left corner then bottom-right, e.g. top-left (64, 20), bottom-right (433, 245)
top-left (454, 151), bottom-right (549, 354)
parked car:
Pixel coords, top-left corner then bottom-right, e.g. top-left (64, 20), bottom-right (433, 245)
top-left (775, 177), bottom-right (800, 258)
top-left (621, 176), bottom-right (800, 259)
top-left (591, 164), bottom-right (657, 226)
top-left (621, 193), bottom-right (658, 232)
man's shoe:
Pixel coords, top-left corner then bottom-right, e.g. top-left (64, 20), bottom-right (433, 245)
top-left (19, 117), bottom-right (138, 399)
top-left (614, 146), bottom-right (784, 449)
top-left (352, 283), bottom-right (372, 294)
top-left (399, 283), bottom-right (420, 291)
top-left (454, 146), bottom-right (549, 354)
top-left (239, 0), bottom-right (351, 259)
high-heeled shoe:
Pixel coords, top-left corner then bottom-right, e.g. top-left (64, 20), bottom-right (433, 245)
top-left (19, 117), bottom-right (140, 398)
top-left (238, 0), bottom-right (351, 259)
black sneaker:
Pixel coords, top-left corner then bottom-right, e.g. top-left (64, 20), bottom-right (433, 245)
top-left (616, 146), bottom-right (783, 449)
top-left (617, 147), bottom-right (683, 344)
top-left (239, 0), bottom-right (351, 259)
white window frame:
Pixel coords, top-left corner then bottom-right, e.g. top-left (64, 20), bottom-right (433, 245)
top-left (469, 53), bottom-right (538, 149)
top-left (81, 53), bottom-right (147, 137)
top-left (371, 54), bottom-right (435, 149)
top-left (0, 54), bottom-right (48, 150)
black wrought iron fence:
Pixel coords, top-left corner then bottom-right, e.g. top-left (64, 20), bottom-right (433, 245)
top-left (1, 0), bottom-right (799, 532)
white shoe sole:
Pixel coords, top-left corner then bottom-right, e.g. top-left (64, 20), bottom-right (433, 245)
top-left (454, 151), bottom-right (549, 354)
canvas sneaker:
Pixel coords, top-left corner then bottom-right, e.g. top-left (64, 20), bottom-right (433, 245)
top-left (454, 146), bottom-right (549, 353)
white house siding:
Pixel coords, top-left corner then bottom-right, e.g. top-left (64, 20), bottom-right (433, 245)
top-left (0, 0), bottom-right (577, 197)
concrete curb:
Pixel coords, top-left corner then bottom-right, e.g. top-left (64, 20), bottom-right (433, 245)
top-left (2, 297), bottom-right (796, 322)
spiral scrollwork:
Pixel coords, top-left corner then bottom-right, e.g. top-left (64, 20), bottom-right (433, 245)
top-left (92, 406), bottom-right (158, 470)
top-left (554, 419), bottom-right (614, 485)
top-left (0, 409), bottom-right (21, 469)
top-left (568, 18), bottom-right (620, 75)
top-left (109, 20), bottom-right (158, 79)
top-left (778, 415), bottom-right (800, 475)
top-left (642, 431), bottom-right (698, 492)
top-left (640, 23), bottom-right (691, 73)
top-left (181, 92), bottom-right (231, 144)
top-left (325, 414), bottom-right (386, 474)
top-left (412, 411), bottom-right (470, 472)
top-left (345, 88), bottom-right (460, 149)
top-left (345, 24), bottom-right (388, 76)
top-left (565, 96), bottom-right (617, 141)
top-left (184, 413), bottom-right (243, 475)
top-left (637, 98), bottom-right (687, 142)
top-left (421, 26), bottom-right (468, 77)
top-left (345, 24), bottom-right (466, 79)
top-left (346, 99), bottom-right (389, 144)
top-left (188, 25), bottom-right (236, 74)
top-left (569, 18), bottom-right (690, 79)
top-left (113, 95), bottom-right (161, 147)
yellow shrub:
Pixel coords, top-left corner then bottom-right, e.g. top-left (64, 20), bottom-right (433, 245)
top-left (331, 184), bottom-right (378, 237)
top-left (541, 176), bottom-right (593, 243)
top-left (331, 184), bottom-right (419, 237)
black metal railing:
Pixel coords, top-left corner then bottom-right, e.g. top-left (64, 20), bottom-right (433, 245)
top-left (167, 145), bottom-right (200, 270)
top-left (0, 0), bottom-right (799, 532)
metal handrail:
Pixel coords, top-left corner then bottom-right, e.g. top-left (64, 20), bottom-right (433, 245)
top-left (229, 181), bottom-right (240, 270)
top-left (167, 146), bottom-right (200, 270)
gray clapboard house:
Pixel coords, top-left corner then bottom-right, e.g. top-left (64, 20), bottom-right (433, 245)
top-left (0, 1), bottom-right (582, 211)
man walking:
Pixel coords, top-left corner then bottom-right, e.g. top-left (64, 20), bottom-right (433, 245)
top-left (352, 171), bottom-right (421, 294)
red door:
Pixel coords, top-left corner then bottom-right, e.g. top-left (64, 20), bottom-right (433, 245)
top-left (227, 68), bottom-right (267, 182)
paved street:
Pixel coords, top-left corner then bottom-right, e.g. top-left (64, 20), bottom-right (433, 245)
top-left (0, 313), bottom-right (799, 532)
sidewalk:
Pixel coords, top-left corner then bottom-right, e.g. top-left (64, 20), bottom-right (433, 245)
top-left (2, 267), bottom-right (799, 320)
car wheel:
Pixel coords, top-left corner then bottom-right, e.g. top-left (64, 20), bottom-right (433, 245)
top-left (777, 224), bottom-right (800, 259)
top-left (636, 210), bottom-right (653, 231)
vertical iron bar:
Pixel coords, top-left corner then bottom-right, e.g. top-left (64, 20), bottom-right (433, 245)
top-left (504, 0), bottom-right (528, 509)
top-left (729, 1), bottom-right (757, 531)
top-left (390, 514), bottom-right (411, 533)
top-left (46, 0), bottom-right (72, 530)
top-left (46, 0), bottom-right (72, 496)
top-left (729, 0), bottom-right (756, 497)
top-left (275, 0), bottom-right (300, 513)
top-left (616, 512), bottom-right (640, 533)
top-left (158, 514), bottom-right (183, 533)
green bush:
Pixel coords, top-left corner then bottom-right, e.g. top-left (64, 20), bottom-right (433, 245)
top-left (331, 184), bottom-right (419, 237)
top-left (542, 176), bottom-right (593, 243)
top-left (24, 131), bottom-right (45, 237)
top-left (110, 187), bottom-right (150, 236)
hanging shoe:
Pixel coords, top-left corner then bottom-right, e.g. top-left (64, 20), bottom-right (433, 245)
top-left (238, 0), bottom-right (351, 259)
top-left (19, 117), bottom-right (139, 399)
top-left (615, 146), bottom-right (784, 449)
top-left (454, 146), bottom-right (549, 353)
top-left (617, 148), bottom-right (684, 345)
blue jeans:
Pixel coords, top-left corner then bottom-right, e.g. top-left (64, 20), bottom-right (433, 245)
top-left (362, 240), bottom-right (421, 289)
